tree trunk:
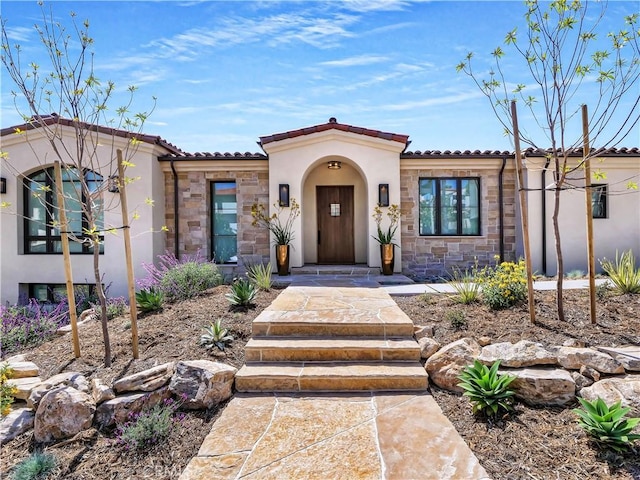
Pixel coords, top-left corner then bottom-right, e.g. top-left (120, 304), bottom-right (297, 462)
top-left (93, 242), bottom-right (111, 366)
top-left (552, 187), bottom-right (565, 322)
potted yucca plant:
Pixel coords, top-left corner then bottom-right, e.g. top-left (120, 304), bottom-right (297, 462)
top-left (372, 204), bottom-right (400, 275)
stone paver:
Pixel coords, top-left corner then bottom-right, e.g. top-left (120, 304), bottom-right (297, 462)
top-left (180, 393), bottom-right (489, 480)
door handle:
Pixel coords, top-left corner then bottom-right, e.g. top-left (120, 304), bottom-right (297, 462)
top-left (318, 230), bottom-right (321, 245)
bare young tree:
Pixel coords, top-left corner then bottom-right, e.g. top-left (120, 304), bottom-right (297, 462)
top-left (1, 4), bottom-right (155, 365)
top-left (457, 0), bottom-right (640, 320)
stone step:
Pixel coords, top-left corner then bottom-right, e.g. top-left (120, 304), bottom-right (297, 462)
top-left (291, 265), bottom-right (379, 275)
top-left (235, 362), bottom-right (429, 392)
top-left (252, 311), bottom-right (415, 338)
top-left (245, 337), bottom-right (421, 362)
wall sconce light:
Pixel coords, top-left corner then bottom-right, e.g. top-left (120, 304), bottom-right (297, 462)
top-left (108, 175), bottom-right (120, 193)
top-left (279, 184), bottom-right (290, 207)
top-left (327, 161), bottom-right (342, 170)
top-left (378, 183), bottom-right (389, 207)
top-left (0, 177), bottom-right (6, 194)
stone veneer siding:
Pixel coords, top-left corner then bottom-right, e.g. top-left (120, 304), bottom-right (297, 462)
top-left (164, 170), bottom-right (271, 266)
top-left (400, 166), bottom-right (517, 280)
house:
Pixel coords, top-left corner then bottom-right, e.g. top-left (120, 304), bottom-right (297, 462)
top-left (1, 116), bottom-right (639, 306)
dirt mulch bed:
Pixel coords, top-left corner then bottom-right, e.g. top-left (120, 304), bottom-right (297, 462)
top-left (2, 286), bottom-right (640, 479)
top-left (395, 288), bottom-right (640, 480)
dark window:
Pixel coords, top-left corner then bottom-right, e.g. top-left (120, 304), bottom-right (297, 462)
top-left (591, 184), bottom-right (607, 219)
top-left (24, 167), bottom-right (104, 254)
top-left (28, 283), bottom-right (95, 304)
top-left (419, 178), bottom-right (480, 236)
top-left (211, 181), bottom-right (237, 263)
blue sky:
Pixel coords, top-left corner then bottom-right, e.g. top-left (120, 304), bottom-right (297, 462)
top-left (2, 0), bottom-right (639, 154)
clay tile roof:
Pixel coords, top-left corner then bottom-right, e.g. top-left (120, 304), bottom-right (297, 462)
top-left (1, 114), bottom-right (184, 155)
top-left (259, 117), bottom-right (409, 145)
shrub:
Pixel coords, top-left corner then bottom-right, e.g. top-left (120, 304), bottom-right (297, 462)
top-left (200, 319), bottom-right (234, 351)
top-left (1, 300), bottom-right (68, 354)
top-left (566, 269), bottom-right (585, 279)
top-left (446, 266), bottom-right (481, 304)
top-left (226, 278), bottom-right (258, 307)
top-left (458, 360), bottom-right (516, 418)
top-left (477, 259), bottom-right (527, 310)
top-left (135, 288), bottom-right (164, 313)
top-left (105, 297), bottom-right (127, 320)
top-left (139, 252), bottom-right (223, 303)
top-left (246, 262), bottom-right (273, 291)
top-left (599, 249), bottom-right (640, 294)
top-left (1, 364), bottom-right (18, 416)
top-left (11, 451), bottom-right (57, 480)
top-left (115, 397), bottom-right (184, 451)
top-left (573, 397), bottom-right (640, 452)
top-left (446, 310), bottom-right (467, 330)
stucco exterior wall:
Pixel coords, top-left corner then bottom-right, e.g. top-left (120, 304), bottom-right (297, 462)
top-left (525, 155), bottom-right (640, 275)
top-left (0, 126), bottom-right (167, 305)
top-left (263, 130), bottom-right (406, 271)
top-left (162, 161), bottom-right (270, 267)
top-left (399, 158), bottom-right (517, 280)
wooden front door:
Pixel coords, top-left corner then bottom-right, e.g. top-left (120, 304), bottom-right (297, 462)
top-left (317, 186), bottom-right (355, 264)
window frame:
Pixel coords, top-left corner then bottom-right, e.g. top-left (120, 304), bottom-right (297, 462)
top-left (27, 283), bottom-right (96, 304)
top-left (418, 177), bottom-right (482, 236)
top-left (210, 180), bottom-right (238, 264)
top-left (591, 183), bottom-right (607, 219)
top-left (23, 167), bottom-right (104, 255)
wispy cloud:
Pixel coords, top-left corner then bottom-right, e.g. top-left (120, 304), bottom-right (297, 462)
top-left (319, 55), bottom-right (389, 67)
top-left (3, 26), bottom-right (33, 43)
top-left (340, 0), bottom-right (413, 13)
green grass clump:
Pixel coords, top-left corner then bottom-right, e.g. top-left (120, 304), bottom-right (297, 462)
top-left (11, 451), bottom-right (56, 480)
top-left (599, 250), bottom-right (640, 294)
top-left (246, 262), bottom-right (273, 291)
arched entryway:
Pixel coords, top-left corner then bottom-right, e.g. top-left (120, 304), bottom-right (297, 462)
top-left (301, 156), bottom-right (368, 265)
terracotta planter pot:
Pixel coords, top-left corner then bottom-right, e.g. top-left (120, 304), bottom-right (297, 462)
top-left (276, 245), bottom-right (290, 276)
top-left (380, 244), bottom-right (394, 276)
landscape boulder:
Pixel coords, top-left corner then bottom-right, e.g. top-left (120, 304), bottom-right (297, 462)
top-left (34, 386), bottom-right (95, 442)
top-left (28, 372), bottom-right (90, 410)
top-left (425, 338), bottom-right (481, 392)
top-left (579, 375), bottom-right (640, 413)
top-left (2, 361), bottom-right (39, 379)
top-left (418, 337), bottom-right (441, 360)
top-left (0, 408), bottom-right (35, 445)
top-left (501, 367), bottom-right (575, 406)
top-left (169, 360), bottom-right (236, 410)
top-left (91, 378), bottom-right (116, 404)
top-left (94, 387), bottom-right (171, 428)
top-left (570, 371), bottom-right (593, 390)
top-left (112, 362), bottom-right (175, 393)
top-left (596, 346), bottom-right (640, 372)
top-left (413, 325), bottom-right (434, 340)
top-left (9, 377), bottom-right (42, 401)
top-left (478, 340), bottom-right (556, 368)
top-left (556, 346), bottom-right (624, 374)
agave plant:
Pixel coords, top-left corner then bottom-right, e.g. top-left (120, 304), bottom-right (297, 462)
top-left (573, 397), bottom-right (640, 452)
top-left (457, 360), bottom-right (517, 418)
top-left (200, 319), bottom-right (234, 351)
top-left (225, 277), bottom-right (258, 307)
top-left (135, 287), bottom-right (164, 313)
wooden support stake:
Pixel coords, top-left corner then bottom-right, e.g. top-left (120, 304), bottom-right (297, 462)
top-left (53, 161), bottom-right (81, 357)
top-left (582, 105), bottom-right (597, 324)
top-left (511, 101), bottom-right (536, 324)
top-left (117, 150), bottom-right (139, 358)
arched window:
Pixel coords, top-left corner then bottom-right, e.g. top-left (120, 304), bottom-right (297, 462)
top-left (23, 167), bottom-right (104, 254)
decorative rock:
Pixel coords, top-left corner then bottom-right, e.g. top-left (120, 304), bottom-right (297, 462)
top-left (477, 336), bottom-right (492, 347)
top-left (556, 347), bottom-right (624, 374)
top-left (34, 386), bottom-right (95, 443)
top-left (113, 362), bottom-right (175, 393)
top-left (579, 365), bottom-right (601, 382)
top-left (2, 361), bottom-right (39, 379)
top-left (425, 338), bottom-right (481, 392)
top-left (413, 325), bottom-right (434, 340)
top-left (563, 339), bottom-right (586, 348)
top-left (571, 371), bottom-right (593, 389)
top-left (3, 354), bottom-right (28, 363)
top-left (579, 375), bottom-right (640, 412)
top-left (94, 387), bottom-right (171, 428)
top-left (9, 377), bottom-right (42, 401)
top-left (596, 346), bottom-right (640, 372)
top-left (91, 378), bottom-right (115, 404)
top-left (169, 360), bottom-right (237, 410)
top-left (501, 367), bottom-right (576, 406)
top-left (478, 340), bottom-right (556, 368)
top-left (27, 372), bottom-right (90, 410)
top-left (418, 337), bottom-right (441, 360)
top-left (0, 408), bottom-right (35, 445)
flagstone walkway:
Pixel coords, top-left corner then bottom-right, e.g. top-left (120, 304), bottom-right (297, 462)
top-left (180, 275), bottom-right (489, 479)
